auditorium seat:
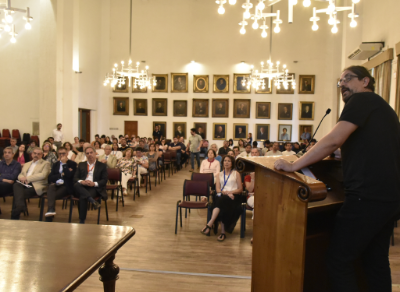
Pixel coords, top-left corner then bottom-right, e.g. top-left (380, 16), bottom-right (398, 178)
top-left (30, 135), bottom-right (39, 146)
top-left (12, 129), bottom-right (21, 144)
top-left (22, 133), bottom-right (31, 144)
top-left (0, 129), bottom-right (10, 147)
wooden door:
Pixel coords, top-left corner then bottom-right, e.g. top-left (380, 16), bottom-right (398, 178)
top-left (79, 109), bottom-right (91, 142)
top-left (124, 121), bottom-right (138, 137)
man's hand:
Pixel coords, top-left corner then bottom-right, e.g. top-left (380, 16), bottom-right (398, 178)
top-left (197, 147), bottom-right (200, 151)
top-left (85, 181), bottom-right (95, 187)
top-left (3, 179), bottom-right (14, 184)
top-left (274, 159), bottom-right (295, 172)
top-left (19, 177), bottom-right (27, 184)
top-left (80, 180), bottom-right (87, 186)
top-left (60, 156), bottom-right (68, 164)
top-left (101, 159), bottom-right (107, 163)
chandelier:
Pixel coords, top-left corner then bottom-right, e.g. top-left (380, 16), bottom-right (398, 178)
top-left (103, 0), bottom-right (155, 89)
top-left (0, 0), bottom-right (33, 43)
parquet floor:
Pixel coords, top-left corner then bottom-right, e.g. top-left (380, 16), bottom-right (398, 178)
top-left (1, 167), bottom-right (400, 291)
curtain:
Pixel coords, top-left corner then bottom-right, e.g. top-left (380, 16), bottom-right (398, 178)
top-left (395, 56), bottom-right (400, 119)
top-left (374, 60), bottom-right (392, 103)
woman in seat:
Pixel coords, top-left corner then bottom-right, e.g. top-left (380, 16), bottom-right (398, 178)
top-left (42, 142), bottom-right (58, 168)
top-left (13, 144), bottom-right (30, 166)
top-left (63, 142), bottom-right (76, 161)
top-left (200, 149), bottom-right (220, 182)
top-left (116, 148), bottom-right (136, 196)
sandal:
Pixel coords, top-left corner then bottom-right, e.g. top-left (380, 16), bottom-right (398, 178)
top-left (200, 225), bottom-right (211, 235)
top-left (217, 234), bottom-right (226, 242)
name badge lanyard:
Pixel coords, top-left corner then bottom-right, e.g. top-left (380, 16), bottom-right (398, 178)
top-left (221, 170), bottom-right (231, 192)
top-left (87, 163), bottom-right (94, 179)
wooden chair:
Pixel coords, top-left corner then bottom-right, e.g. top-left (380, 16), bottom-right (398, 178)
top-left (163, 151), bottom-right (174, 177)
top-left (106, 168), bottom-right (124, 211)
top-left (68, 196), bottom-right (108, 224)
top-left (127, 164), bottom-right (140, 200)
top-left (12, 129), bottom-right (21, 144)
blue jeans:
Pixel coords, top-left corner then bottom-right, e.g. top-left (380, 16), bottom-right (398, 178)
top-left (190, 152), bottom-right (200, 169)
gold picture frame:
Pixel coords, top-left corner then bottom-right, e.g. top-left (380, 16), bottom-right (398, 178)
top-left (173, 122), bottom-right (187, 139)
top-left (153, 121), bottom-right (166, 139)
top-left (152, 74), bottom-right (168, 93)
top-left (192, 99), bottom-right (209, 117)
top-left (299, 125), bottom-right (314, 142)
top-left (234, 73), bottom-right (251, 93)
top-left (233, 123), bottom-right (248, 141)
top-left (193, 75), bottom-right (209, 93)
top-left (131, 77), bottom-right (147, 93)
top-left (276, 73), bottom-right (295, 94)
top-left (171, 73), bottom-right (188, 93)
top-left (256, 102), bottom-right (271, 119)
top-left (213, 123), bottom-right (227, 140)
top-left (152, 98), bottom-right (168, 116)
top-left (299, 101), bottom-right (315, 120)
top-left (112, 77), bottom-right (129, 93)
top-left (194, 122), bottom-right (207, 140)
top-left (173, 100), bottom-right (187, 117)
top-left (233, 99), bottom-right (251, 118)
top-left (255, 124), bottom-right (270, 142)
top-left (212, 98), bottom-right (229, 118)
top-left (278, 103), bottom-right (293, 120)
top-left (113, 97), bottom-right (129, 115)
top-left (255, 77), bottom-right (272, 94)
top-left (277, 124), bottom-right (292, 142)
top-left (133, 99), bottom-right (147, 116)
top-left (213, 75), bottom-right (229, 93)
top-left (299, 75), bottom-right (315, 94)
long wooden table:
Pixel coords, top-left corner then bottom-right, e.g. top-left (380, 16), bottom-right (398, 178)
top-left (0, 220), bottom-right (135, 291)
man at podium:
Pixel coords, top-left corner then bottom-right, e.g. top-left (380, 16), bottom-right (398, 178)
top-left (275, 66), bottom-right (400, 292)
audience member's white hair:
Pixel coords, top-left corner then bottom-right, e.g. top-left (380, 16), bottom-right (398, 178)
top-left (104, 144), bottom-right (112, 150)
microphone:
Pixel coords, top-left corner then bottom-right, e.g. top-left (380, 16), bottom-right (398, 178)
top-left (307, 108), bottom-right (331, 146)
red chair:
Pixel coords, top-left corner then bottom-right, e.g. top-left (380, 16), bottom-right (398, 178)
top-left (2, 129), bottom-right (10, 138)
top-left (69, 196), bottom-right (108, 224)
top-left (12, 129), bottom-right (21, 144)
top-left (30, 136), bottom-right (39, 146)
top-left (0, 129), bottom-right (10, 147)
top-left (106, 168), bottom-right (124, 211)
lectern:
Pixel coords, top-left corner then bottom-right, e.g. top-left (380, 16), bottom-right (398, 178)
top-left (236, 155), bottom-right (354, 292)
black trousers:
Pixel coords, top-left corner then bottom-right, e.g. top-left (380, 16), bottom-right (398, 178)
top-left (47, 184), bottom-right (69, 211)
top-left (74, 183), bottom-right (98, 221)
top-left (326, 195), bottom-right (400, 292)
top-left (12, 183), bottom-right (38, 218)
top-left (0, 182), bottom-right (14, 197)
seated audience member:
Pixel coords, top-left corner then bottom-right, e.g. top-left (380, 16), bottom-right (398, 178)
top-left (63, 142), bottom-right (77, 161)
top-left (206, 144), bottom-right (222, 164)
top-left (105, 136), bottom-right (112, 145)
top-left (48, 137), bottom-right (58, 151)
top-left (13, 144), bottom-right (30, 166)
top-left (252, 141), bottom-right (262, 156)
top-left (159, 139), bottom-right (168, 152)
top-left (27, 140), bottom-right (37, 154)
top-left (45, 147), bottom-right (77, 221)
top-left (227, 150), bottom-right (235, 158)
top-left (73, 146), bottom-right (108, 224)
top-left (124, 134), bottom-right (131, 143)
top-left (168, 137), bottom-right (183, 170)
top-left (261, 140), bottom-right (270, 156)
top-left (11, 147), bottom-right (51, 220)
top-left (10, 138), bottom-right (18, 154)
top-left (98, 145), bottom-right (117, 168)
top-left (131, 135), bottom-right (136, 142)
top-left (251, 147), bottom-right (259, 157)
top-left (91, 134), bottom-right (100, 146)
top-left (179, 137), bottom-right (188, 166)
top-left (112, 138), bottom-right (118, 145)
top-left (237, 139), bottom-right (246, 152)
top-left (232, 146), bottom-right (240, 159)
top-left (200, 139), bottom-right (209, 155)
top-left (147, 138), bottom-right (153, 144)
top-left (94, 141), bottom-right (104, 157)
top-left (200, 149), bottom-right (220, 181)
top-left (72, 137), bottom-right (80, 148)
top-left (228, 139), bottom-right (234, 148)
top-left (130, 138), bottom-right (138, 148)
top-left (238, 144), bottom-right (252, 158)
top-left (0, 147), bottom-right (22, 197)
top-left (137, 140), bottom-right (149, 152)
top-left (99, 137), bottom-right (106, 149)
top-left (42, 142), bottom-right (58, 168)
top-left (135, 147), bottom-right (149, 186)
top-left (147, 144), bottom-right (159, 172)
top-left (75, 142), bottom-right (91, 163)
top-left (111, 143), bottom-right (123, 160)
top-left (200, 155), bottom-right (243, 241)
top-left (118, 138), bottom-right (129, 152)
top-left (282, 142), bottom-right (296, 156)
top-left (116, 148), bottom-right (136, 196)
top-left (76, 139), bottom-right (85, 152)
top-left (218, 140), bottom-right (231, 156)
top-left (292, 142), bottom-right (301, 154)
top-left (265, 142), bottom-right (282, 156)
top-left (143, 137), bottom-right (148, 144)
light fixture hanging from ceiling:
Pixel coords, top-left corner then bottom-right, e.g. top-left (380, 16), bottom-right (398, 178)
top-left (103, 0), bottom-right (155, 89)
top-left (0, 0), bottom-right (33, 43)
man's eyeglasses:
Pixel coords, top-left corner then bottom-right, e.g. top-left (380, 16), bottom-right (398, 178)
top-left (58, 152), bottom-right (67, 156)
top-left (337, 75), bottom-right (359, 87)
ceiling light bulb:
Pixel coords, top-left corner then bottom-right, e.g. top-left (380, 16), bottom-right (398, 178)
top-left (4, 24), bottom-right (10, 32)
top-left (303, 0), bottom-right (311, 7)
top-left (240, 27), bottom-right (246, 34)
top-left (350, 19), bottom-right (357, 27)
top-left (257, 1), bottom-right (265, 10)
top-left (291, 0), bottom-right (298, 4)
top-left (218, 5), bottom-right (225, 14)
top-left (328, 3), bottom-right (335, 13)
top-left (6, 14), bottom-right (13, 23)
top-left (352, 0), bottom-right (359, 3)
top-left (331, 25), bottom-right (338, 33)
top-left (328, 17), bottom-right (334, 25)
top-left (312, 23), bottom-right (319, 31)
top-left (243, 10), bottom-right (250, 19)
top-left (25, 22), bottom-right (31, 30)
top-left (261, 29), bottom-right (267, 38)
top-left (252, 20), bottom-right (259, 29)
top-left (229, 0), bottom-right (237, 4)
top-left (274, 25), bottom-right (280, 33)
top-left (10, 36), bottom-right (16, 43)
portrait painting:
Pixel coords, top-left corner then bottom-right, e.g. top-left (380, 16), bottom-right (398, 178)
top-left (276, 73), bottom-right (295, 94)
top-left (255, 124), bottom-right (270, 141)
top-left (213, 75), bottom-right (229, 93)
top-left (194, 122), bottom-right (207, 140)
top-left (134, 99), bottom-right (147, 116)
top-left (113, 97), bottom-right (129, 116)
top-left (212, 99), bottom-right (229, 118)
top-left (299, 101), bottom-right (315, 120)
top-left (171, 73), bottom-right (188, 93)
top-left (234, 74), bottom-right (251, 93)
top-left (173, 100), bottom-right (187, 117)
top-left (299, 75), bottom-right (315, 94)
top-left (194, 75), bottom-right (209, 93)
top-left (152, 98), bottom-right (168, 116)
top-left (278, 124), bottom-right (292, 142)
top-left (112, 76), bottom-right (129, 93)
top-left (256, 102), bottom-right (271, 119)
top-left (173, 122), bottom-right (187, 139)
top-left (255, 77), bottom-right (272, 94)
top-left (299, 125), bottom-right (314, 142)
top-left (153, 122), bottom-right (166, 139)
top-left (192, 99), bottom-right (209, 117)
top-left (233, 124), bottom-right (248, 141)
top-left (213, 123), bottom-right (227, 140)
top-left (233, 99), bottom-right (251, 118)
top-left (152, 74), bottom-right (168, 93)
top-left (132, 77), bottom-right (147, 93)
top-left (278, 103), bottom-right (293, 120)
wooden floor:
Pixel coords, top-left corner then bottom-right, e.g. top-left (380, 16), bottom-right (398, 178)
top-left (1, 167), bottom-right (400, 291)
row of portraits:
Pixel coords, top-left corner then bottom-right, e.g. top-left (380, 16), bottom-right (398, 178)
top-left (113, 97), bottom-right (315, 120)
top-left (112, 74), bottom-right (315, 94)
top-left (152, 121), bottom-right (313, 142)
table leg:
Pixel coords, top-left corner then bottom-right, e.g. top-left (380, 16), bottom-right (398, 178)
top-left (99, 253), bottom-right (119, 292)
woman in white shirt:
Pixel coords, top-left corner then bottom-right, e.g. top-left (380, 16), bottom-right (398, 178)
top-left (111, 143), bottom-right (123, 159)
top-left (63, 142), bottom-right (76, 161)
top-left (159, 139), bottom-right (168, 153)
top-left (200, 149), bottom-right (220, 182)
top-left (94, 141), bottom-right (104, 157)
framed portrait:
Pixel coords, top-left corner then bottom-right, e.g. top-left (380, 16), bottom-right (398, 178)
top-left (213, 123), bottom-right (227, 140)
top-left (255, 124), bottom-right (270, 142)
top-left (112, 77), bottom-right (129, 93)
top-left (133, 99), bottom-right (147, 116)
top-left (173, 122), bottom-right (187, 139)
top-left (193, 75), bottom-right (209, 93)
top-left (171, 73), bottom-right (188, 93)
top-left (278, 103), bottom-right (293, 120)
top-left (233, 99), bottom-right (251, 118)
top-left (299, 101), bottom-right (315, 120)
top-left (256, 102), bottom-right (271, 119)
top-left (234, 74), bottom-right (251, 93)
top-left (192, 99), bottom-right (209, 117)
top-left (113, 97), bottom-right (129, 115)
top-left (152, 98), bottom-right (168, 116)
top-left (132, 77), bottom-right (147, 93)
top-left (153, 122), bottom-right (166, 139)
top-left (299, 125), bottom-right (314, 142)
top-left (233, 123), bottom-right (248, 141)
top-left (299, 75), bottom-right (315, 94)
top-left (213, 75), bottom-right (229, 93)
top-left (276, 73), bottom-right (295, 94)
top-left (212, 99), bottom-right (229, 118)
top-left (194, 122), bottom-right (207, 140)
top-left (255, 77), bottom-right (272, 94)
top-left (278, 124), bottom-right (292, 142)
top-left (173, 100), bottom-right (187, 117)
top-left (152, 74), bottom-right (168, 93)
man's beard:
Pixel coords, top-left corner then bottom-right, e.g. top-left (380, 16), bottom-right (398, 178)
top-left (341, 86), bottom-right (354, 103)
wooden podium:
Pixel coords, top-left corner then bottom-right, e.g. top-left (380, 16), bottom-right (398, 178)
top-left (236, 155), bottom-right (348, 292)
